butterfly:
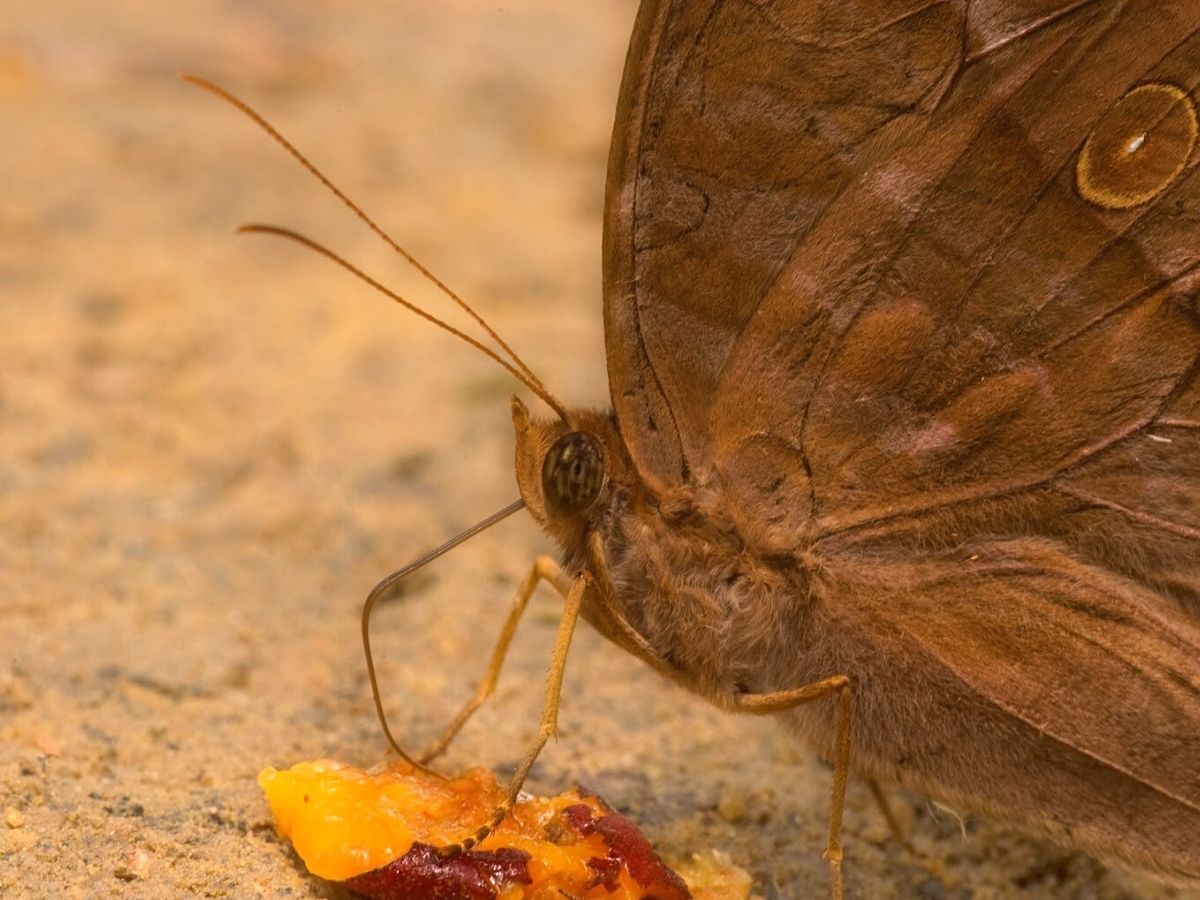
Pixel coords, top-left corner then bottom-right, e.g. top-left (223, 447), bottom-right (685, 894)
top-left (508, 0), bottom-right (1200, 892)
top-left (192, 0), bottom-right (1200, 896)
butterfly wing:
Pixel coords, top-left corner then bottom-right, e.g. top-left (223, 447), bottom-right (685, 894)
top-left (604, 0), bottom-right (1200, 874)
top-left (606, 0), bottom-right (986, 491)
top-left (813, 539), bottom-right (1200, 879)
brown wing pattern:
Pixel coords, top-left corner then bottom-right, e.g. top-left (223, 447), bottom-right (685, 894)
top-left (605, 0), bottom-right (975, 490)
top-left (791, 7), bottom-right (1200, 532)
top-left (814, 540), bottom-right (1200, 877)
top-left (606, 0), bottom-right (1200, 873)
top-left (607, 0), bottom-right (1200, 596)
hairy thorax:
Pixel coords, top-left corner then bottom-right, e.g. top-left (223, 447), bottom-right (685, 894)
top-left (587, 482), bottom-right (822, 703)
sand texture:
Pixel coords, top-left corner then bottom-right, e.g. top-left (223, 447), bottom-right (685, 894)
top-left (1, 3), bottom-right (1195, 898)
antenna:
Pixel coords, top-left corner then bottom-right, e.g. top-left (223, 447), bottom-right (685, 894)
top-left (183, 73), bottom-right (568, 420)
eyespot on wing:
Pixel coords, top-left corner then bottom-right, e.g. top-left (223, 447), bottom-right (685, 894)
top-left (1076, 83), bottom-right (1197, 210)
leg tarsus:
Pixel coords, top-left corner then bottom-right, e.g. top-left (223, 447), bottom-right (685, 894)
top-left (824, 683), bottom-right (853, 900)
top-left (867, 778), bottom-right (914, 854)
top-left (442, 573), bottom-right (588, 854)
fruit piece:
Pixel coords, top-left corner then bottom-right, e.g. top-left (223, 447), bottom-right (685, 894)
top-left (259, 759), bottom-right (750, 899)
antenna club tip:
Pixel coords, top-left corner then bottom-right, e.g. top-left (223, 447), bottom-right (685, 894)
top-left (182, 73), bottom-right (229, 101)
top-left (235, 223), bottom-right (282, 238)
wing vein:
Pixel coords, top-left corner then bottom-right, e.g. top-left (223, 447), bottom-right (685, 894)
top-left (1053, 483), bottom-right (1200, 541)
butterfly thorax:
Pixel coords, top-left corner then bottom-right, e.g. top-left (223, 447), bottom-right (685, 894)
top-left (511, 396), bottom-right (822, 701)
top-left (593, 480), bottom-right (825, 701)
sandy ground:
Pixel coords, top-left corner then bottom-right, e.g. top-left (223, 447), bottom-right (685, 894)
top-left (0, 3), bottom-right (1195, 898)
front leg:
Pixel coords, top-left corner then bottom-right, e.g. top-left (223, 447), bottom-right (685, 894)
top-left (442, 572), bottom-right (589, 854)
top-left (420, 556), bottom-right (570, 763)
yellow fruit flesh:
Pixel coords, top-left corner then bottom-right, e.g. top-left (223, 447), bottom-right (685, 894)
top-left (259, 759), bottom-right (749, 898)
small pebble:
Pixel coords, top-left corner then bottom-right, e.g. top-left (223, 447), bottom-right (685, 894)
top-left (5, 806), bottom-right (25, 828)
top-left (716, 789), bottom-right (745, 824)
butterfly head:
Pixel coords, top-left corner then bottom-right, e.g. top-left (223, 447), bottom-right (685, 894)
top-left (511, 396), bottom-right (628, 542)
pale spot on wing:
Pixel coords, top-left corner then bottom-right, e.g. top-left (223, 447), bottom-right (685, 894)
top-left (902, 419), bottom-right (961, 456)
top-left (863, 160), bottom-right (924, 208)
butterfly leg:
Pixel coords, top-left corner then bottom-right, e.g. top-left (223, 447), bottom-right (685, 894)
top-left (442, 571), bottom-right (588, 855)
top-left (419, 555), bottom-right (571, 763)
top-left (866, 778), bottom-right (913, 853)
top-left (731, 676), bottom-right (854, 900)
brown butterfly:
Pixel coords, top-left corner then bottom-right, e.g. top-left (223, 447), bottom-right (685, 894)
top-left (510, 0), bottom-right (1200, 891)
top-left (193, 0), bottom-right (1200, 896)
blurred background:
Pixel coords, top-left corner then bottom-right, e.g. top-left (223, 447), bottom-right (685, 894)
top-left (0, 2), bottom-right (1187, 897)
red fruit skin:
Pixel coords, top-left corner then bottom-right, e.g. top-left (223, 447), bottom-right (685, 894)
top-left (343, 842), bottom-right (531, 900)
top-left (562, 803), bottom-right (691, 900)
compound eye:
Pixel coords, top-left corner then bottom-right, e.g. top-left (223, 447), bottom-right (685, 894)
top-left (541, 431), bottom-right (605, 516)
